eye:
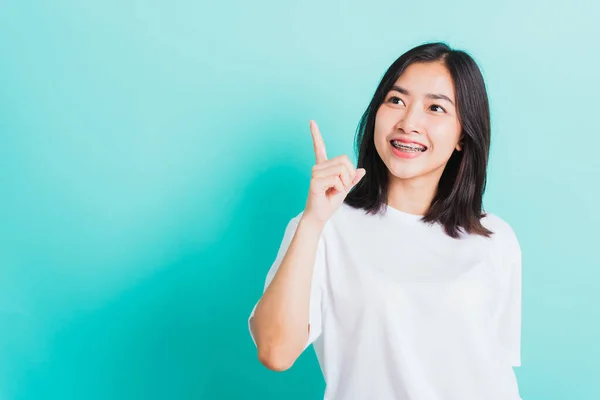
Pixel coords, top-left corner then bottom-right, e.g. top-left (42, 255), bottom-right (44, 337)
top-left (387, 95), bottom-right (405, 106)
top-left (430, 104), bottom-right (446, 113)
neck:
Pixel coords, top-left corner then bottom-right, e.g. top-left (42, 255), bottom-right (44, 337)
top-left (387, 173), bottom-right (440, 216)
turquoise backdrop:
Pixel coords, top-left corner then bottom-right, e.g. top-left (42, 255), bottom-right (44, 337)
top-left (1, 1), bottom-right (598, 399)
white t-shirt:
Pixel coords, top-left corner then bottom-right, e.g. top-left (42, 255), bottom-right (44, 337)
top-left (249, 202), bottom-right (522, 400)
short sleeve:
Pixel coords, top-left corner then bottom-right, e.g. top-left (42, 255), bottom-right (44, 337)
top-left (248, 214), bottom-right (327, 351)
top-left (495, 228), bottom-right (522, 367)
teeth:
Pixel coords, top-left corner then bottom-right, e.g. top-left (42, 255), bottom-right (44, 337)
top-left (391, 140), bottom-right (426, 152)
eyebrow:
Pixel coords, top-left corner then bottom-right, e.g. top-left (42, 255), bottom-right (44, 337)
top-left (389, 85), bottom-right (455, 106)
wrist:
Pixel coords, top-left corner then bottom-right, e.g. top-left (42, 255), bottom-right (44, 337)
top-left (299, 213), bottom-right (326, 233)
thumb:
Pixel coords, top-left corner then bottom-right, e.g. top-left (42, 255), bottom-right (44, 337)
top-left (351, 168), bottom-right (366, 186)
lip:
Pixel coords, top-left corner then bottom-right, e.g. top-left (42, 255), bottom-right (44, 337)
top-left (389, 137), bottom-right (428, 149)
top-left (389, 140), bottom-right (427, 159)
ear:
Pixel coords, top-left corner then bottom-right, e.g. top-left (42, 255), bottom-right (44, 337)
top-left (456, 137), bottom-right (464, 151)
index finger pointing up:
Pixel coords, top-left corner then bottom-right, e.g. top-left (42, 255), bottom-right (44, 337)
top-left (310, 120), bottom-right (328, 164)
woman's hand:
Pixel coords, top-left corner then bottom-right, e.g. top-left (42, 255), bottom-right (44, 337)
top-left (303, 120), bottom-right (366, 225)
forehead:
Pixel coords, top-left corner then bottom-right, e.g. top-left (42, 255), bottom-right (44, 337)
top-left (393, 62), bottom-right (455, 98)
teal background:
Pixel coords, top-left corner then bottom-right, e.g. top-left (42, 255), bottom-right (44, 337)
top-left (1, 1), bottom-right (598, 399)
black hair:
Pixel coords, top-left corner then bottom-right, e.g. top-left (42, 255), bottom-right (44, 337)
top-left (344, 41), bottom-right (493, 239)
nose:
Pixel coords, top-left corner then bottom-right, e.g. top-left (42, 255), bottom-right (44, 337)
top-left (395, 105), bottom-right (423, 135)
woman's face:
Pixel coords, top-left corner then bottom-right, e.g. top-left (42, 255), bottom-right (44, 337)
top-left (374, 61), bottom-right (462, 182)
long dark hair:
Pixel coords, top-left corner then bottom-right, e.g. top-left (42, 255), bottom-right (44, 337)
top-left (344, 42), bottom-right (493, 239)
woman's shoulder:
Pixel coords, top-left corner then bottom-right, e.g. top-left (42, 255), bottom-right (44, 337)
top-left (480, 211), bottom-right (521, 255)
top-left (481, 211), bottom-right (513, 232)
top-left (287, 203), bottom-right (362, 224)
top-left (282, 204), bottom-right (363, 241)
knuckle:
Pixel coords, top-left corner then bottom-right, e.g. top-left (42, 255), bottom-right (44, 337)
top-left (342, 154), bottom-right (351, 165)
top-left (344, 165), bottom-right (353, 179)
top-left (342, 156), bottom-right (353, 169)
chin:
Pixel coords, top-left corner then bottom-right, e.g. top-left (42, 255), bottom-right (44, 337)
top-left (388, 157), bottom-right (444, 180)
top-left (385, 162), bottom-right (422, 180)
top-left (388, 169), bottom-right (423, 180)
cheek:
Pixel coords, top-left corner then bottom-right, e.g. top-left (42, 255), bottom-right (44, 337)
top-left (429, 122), bottom-right (461, 154)
top-left (373, 109), bottom-right (391, 150)
top-left (374, 108), bottom-right (390, 133)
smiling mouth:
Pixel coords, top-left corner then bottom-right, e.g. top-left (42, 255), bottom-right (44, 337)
top-left (390, 140), bottom-right (428, 152)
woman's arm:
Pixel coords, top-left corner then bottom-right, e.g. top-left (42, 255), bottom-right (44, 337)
top-left (250, 214), bottom-right (325, 371)
top-left (251, 120), bottom-right (365, 371)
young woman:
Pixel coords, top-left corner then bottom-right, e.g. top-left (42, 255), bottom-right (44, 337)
top-left (248, 42), bottom-right (523, 400)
